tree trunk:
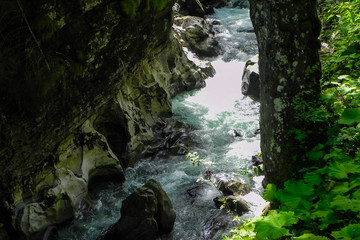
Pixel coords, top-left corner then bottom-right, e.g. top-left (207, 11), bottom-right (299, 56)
top-left (249, 0), bottom-right (322, 186)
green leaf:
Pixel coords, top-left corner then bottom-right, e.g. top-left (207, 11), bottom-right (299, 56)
top-left (276, 180), bottom-right (314, 210)
top-left (330, 182), bottom-right (350, 194)
top-left (330, 195), bottom-right (360, 212)
top-left (353, 189), bottom-right (360, 199)
top-left (338, 108), bottom-right (360, 125)
top-left (331, 224), bottom-right (360, 239)
top-left (304, 171), bottom-right (323, 186)
top-left (263, 184), bottom-right (277, 201)
top-left (326, 161), bottom-right (360, 179)
top-left (254, 211), bottom-right (298, 240)
top-left (293, 233), bottom-right (330, 240)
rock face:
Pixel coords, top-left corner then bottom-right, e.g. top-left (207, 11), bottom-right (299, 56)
top-left (103, 179), bottom-right (176, 240)
top-left (174, 16), bottom-right (221, 58)
top-left (241, 55), bottom-right (260, 101)
top-left (176, 0), bottom-right (206, 17)
top-left (0, 0), bottom-right (213, 238)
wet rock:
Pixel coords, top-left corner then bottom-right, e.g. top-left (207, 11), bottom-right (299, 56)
top-left (214, 196), bottom-right (250, 215)
top-left (174, 16), bottom-right (221, 58)
top-left (42, 226), bottom-right (58, 240)
top-left (103, 179), bottom-right (176, 240)
top-left (163, 120), bottom-right (196, 155)
top-left (217, 180), bottom-right (251, 196)
top-left (232, 0), bottom-right (250, 8)
top-left (16, 119), bottom-right (125, 237)
top-left (0, 224), bottom-right (9, 240)
top-left (175, 0), bottom-right (215, 16)
top-left (241, 55), bottom-right (260, 101)
top-left (184, 185), bottom-right (201, 204)
top-left (201, 0), bottom-right (230, 9)
top-left (211, 172), bottom-right (251, 196)
top-left (251, 155), bottom-right (263, 166)
top-left (203, 212), bottom-right (234, 239)
top-left (233, 129), bottom-right (242, 137)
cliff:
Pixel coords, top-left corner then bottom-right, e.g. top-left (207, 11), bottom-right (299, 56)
top-left (0, 0), bottom-right (213, 238)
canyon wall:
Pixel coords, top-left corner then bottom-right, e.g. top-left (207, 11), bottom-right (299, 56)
top-left (0, 0), bottom-right (213, 238)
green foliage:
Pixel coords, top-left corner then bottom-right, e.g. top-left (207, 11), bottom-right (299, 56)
top-left (331, 224), bottom-right (360, 240)
top-left (338, 108), bottom-right (360, 125)
top-left (255, 211), bottom-right (298, 240)
top-left (223, 1), bottom-right (360, 239)
top-left (186, 151), bottom-right (203, 166)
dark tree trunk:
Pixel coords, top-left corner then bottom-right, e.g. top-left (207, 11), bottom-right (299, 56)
top-left (249, 0), bottom-right (322, 186)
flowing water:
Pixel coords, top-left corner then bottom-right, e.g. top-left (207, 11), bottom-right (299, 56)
top-left (59, 4), bottom-right (266, 240)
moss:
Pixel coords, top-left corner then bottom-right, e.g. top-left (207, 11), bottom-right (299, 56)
top-left (120, 0), bottom-right (141, 18)
top-left (120, 0), bottom-right (171, 18)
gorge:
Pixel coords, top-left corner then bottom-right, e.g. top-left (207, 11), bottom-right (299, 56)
top-left (0, 0), bottom-right (259, 239)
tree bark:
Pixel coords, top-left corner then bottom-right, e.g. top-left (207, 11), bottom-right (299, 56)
top-left (249, 0), bottom-right (322, 186)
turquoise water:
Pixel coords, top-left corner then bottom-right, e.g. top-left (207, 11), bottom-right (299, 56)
top-left (59, 4), bottom-right (265, 240)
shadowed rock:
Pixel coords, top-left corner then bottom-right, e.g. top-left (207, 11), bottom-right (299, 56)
top-left (103, 179), bottom-right (176, 240)
top-left (241, 55), bottom-right (260, 101)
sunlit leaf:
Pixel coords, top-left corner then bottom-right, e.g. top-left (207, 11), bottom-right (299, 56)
top-left (263, 184), bottom-right (277, 201)
top-left (338, 108), bottom-right (360, 125)
top-left (293, 233), bottom-right (329, 240)
top-left (331, 224), bottom-right (360, 239)
top-left (326, 161), bottom-right (360, 179)
top-left (330, 182), bottom-right (350, 194)
top-left (254, 211), bottom-right (297, 240)
top-left (330, 195), bottom-right (360, 212)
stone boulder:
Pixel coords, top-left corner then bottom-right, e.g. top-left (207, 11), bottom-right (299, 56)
top-left (201, 0), bottom-right (230, 9)
top-left (15, 119), bottom-right (125, 238)
top-left (214, 196), bottom-right (250, 215)
top-left (176, 0), bottom-right (206, 17)
top-left (103, 179), bottom-right (176, 240)
top-left (174, 16), bottom-right (221, 58)
top-left (217, 180), bottom-right (251, 196)
top-left (210, 172), bottom-right (251, 196)
top-left (231, 0), bottom-right (250, 8)
top-left (241, 55), bottom-right (260, 101)
top-left (0, 224), bottom-right (9, 240)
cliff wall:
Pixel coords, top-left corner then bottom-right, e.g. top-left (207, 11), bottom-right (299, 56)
top-left (0, 0), bottom-right (212, 238)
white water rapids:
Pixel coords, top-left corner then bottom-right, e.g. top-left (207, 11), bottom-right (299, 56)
top-left (59, 3), bottom-right (267, 240)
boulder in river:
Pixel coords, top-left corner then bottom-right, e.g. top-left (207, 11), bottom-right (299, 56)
top-left (174, 16), bottom-right (221, 58)
top-left (103, 179), bottom-right (176, 240)
top-left (217, 180), bottom-right (251, 196)
top-left (214, 196), bottom-right (250, 215)
top-left (176, 0), bottom-right (206, 17)
top-left (241, 55), bottom-right (260, 101)
top-left (210, 172), bottom-right (251, 196)
top-left (231, 0), bottom-right (250, 9)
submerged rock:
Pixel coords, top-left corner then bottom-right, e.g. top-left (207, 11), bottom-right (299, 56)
top-left (241, 55), bottom-right (260, 101)
top-left (203, 211), bottom-right (234, 239)
top-left (103, 179), bottom-right (176, 240)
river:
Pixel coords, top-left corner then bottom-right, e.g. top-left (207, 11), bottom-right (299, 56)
top-left (59, 3), bottom-right (266, 240)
